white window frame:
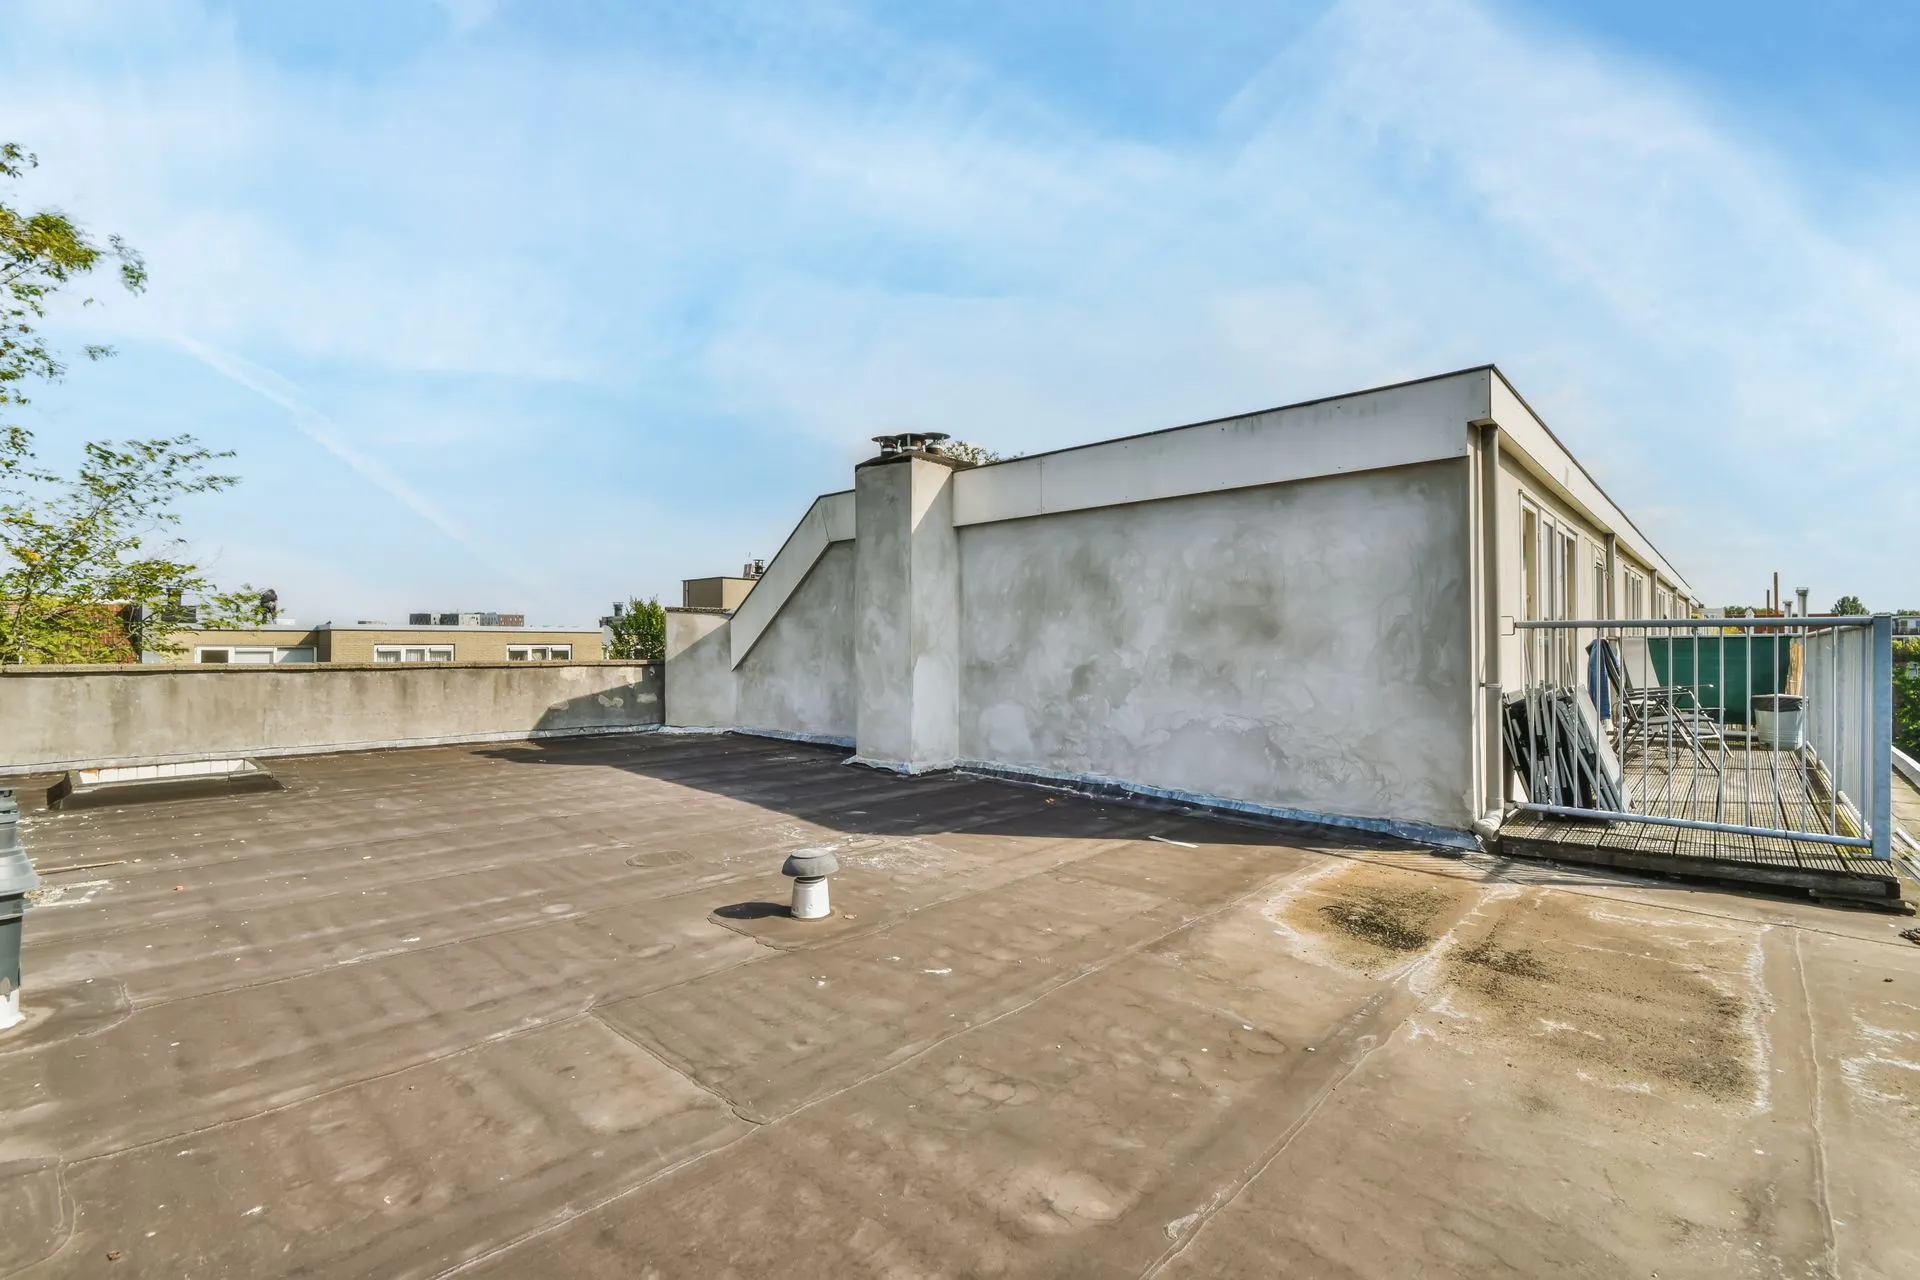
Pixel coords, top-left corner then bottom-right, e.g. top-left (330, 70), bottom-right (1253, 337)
top-left (196, 645), bottom-right (315, 664)
top-left (1623, 569), bottom-right (1647, 620)
top-left (1520, 500), bottom-right (1580, 622)
top-left (506, 644), bottom-right (573, 662)
top-left (1552, 527), bottom-right (1577, 623)
top-left (1520, 506), bottom-right (1541, 621)
top-left (373, 645), bottom-right (454, 663)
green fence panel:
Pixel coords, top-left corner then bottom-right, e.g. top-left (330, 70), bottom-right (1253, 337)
top-left (1647, 634), bottom-right (1794, 726)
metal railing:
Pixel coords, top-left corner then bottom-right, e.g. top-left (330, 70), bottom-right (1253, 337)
top-left (1508, 614), bottom-right (1894, 861)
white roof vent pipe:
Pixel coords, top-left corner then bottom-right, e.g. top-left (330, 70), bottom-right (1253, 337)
top-left (781, 848), bottom-right (839, 921)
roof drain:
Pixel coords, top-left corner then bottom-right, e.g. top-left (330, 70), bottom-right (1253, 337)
top-left (781, 848), bottom-right (839, 921)
top-left (0, 790), bottom-right (40, 1032)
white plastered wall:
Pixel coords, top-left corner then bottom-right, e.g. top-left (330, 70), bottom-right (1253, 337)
top-left (664, 366), bottom-right (1693, 842)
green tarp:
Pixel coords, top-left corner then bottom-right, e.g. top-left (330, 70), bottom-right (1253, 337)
top-left (1646, 634), bottom-right (1793, 726)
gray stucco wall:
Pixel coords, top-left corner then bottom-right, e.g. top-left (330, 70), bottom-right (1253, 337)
top-left (958, 460), bottom-right (1474, 831)
top-left (851, 457), bottom-right (960, 768)
top-left (0, 663), bottom-right (662, 774)
top-left (665, 611), bottom-right (736, 728)
top-left (735, 540), bottom-right (857, 741)
top-left (853, 460), bottom-right (913, 761)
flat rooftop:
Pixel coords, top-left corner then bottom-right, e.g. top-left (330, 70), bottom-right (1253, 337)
top-left (5, 734), bottom-right (1919, 1277)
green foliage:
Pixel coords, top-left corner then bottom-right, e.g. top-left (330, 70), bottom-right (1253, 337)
top-left (1831, 594), bottom-right (1868, 616)
top-left (3, 143), bottom-right (146, 408)
top-left (198, 583), bottom-right (280, 630)
top-left (605, 596), bottom-right (666, 662)
top-left (0, 144), bottom-right (237, 664)
top-left (943, 441), bottom-right (1004, 466)
top-left (1896, 665), bottom-right (1920, 760)
top-left (1, 434), bottom-right (237, 663)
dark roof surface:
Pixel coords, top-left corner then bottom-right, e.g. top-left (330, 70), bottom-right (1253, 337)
top-left (4, 733), bottom-right (1915, 1277)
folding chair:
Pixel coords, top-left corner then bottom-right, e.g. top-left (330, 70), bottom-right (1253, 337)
top-left (1594, 637), bottom-right (1723, 771)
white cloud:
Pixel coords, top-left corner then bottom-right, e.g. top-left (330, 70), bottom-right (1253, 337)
top-left (698, 0), bottom-right (1920, 603)
top-left (4, 0), bottom-right (1915, 613)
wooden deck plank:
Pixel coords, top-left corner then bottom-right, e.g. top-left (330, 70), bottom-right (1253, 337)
top-left (1501, 734), bottom-right (1910, 905)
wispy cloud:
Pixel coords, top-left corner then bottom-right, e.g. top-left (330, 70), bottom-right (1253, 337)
top-left (4, 0), bottom-right (1916, 615)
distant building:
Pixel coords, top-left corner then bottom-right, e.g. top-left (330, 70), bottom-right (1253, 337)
top-left (405, 611), bottom-right (527, 628)
top-left (682, 562), bottom-right (765, 611)
top-left (1895, 615), bottom-right (1920, 637)
top-left (157, 621), bottom-right (605, 665)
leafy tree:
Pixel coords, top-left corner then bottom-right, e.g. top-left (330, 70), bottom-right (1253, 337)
top-left (943, 440), bottom-right (1005, 466)
top-left (198, 583), bottom-right (281, 629)
top-left (1831, 594), bottom-right (1867, 616)
top-left (2, 141), bottom-right (237, 664)
top-left (3, 143), bottom-right (146, 404)
top-left (1896, 666), bottom-right (1920, 759)
top-left (2, 435), bottom-right (237, 662)
top-left (605, 596), bottom-right (666, 662)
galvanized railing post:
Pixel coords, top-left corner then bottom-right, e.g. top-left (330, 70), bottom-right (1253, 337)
top-left (1510, 616), bottom-right (1883, 855)
top-left (1872, 614), bottom-right (1893, 862)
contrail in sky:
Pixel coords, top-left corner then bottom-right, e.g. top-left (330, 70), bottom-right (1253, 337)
top-left (174, 335), bottom-right (486, 559)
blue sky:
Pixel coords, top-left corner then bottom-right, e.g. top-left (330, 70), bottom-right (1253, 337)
top-left (4, 0), bottom-right (1916, 623)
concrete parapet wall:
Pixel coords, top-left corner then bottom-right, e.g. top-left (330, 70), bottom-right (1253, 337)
top-left (0, 662), bottom-right (662, 774)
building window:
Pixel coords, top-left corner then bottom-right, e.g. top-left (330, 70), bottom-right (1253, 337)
top-left (1551, 528), bottom-right (1577, 621)
top-left (1520, 507), bottom-right (1540, 621)
top-left (1592, 551), bottom-right (1608, 620)
top-left (1623, 570), bottom-right (1647, 620)
top-left (373, 645), bottom-right (454, 663)
top-left (195, 646), bottom-right (315, 664)
top-left (1521, 503), bottom-right (1582, 622)
top-left (507, 645), bottom-right (572, 661)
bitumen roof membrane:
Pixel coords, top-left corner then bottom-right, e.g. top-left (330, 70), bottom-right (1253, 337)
top-left (4, 732), bottom-right (1918, 1278)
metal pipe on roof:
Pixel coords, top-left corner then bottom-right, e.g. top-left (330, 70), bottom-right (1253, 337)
top-left (0, 789), bottom-right (40, 1032)
top-left (1477, 422), bottom-right (1506, 823)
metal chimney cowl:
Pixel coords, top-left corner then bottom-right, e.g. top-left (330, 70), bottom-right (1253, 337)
top-left (0, 792), bottom-right (35, 898)
top-left (1, 789), bottom-right (39, 1032)
top-left (868, 432), bottom-right (950, 460)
